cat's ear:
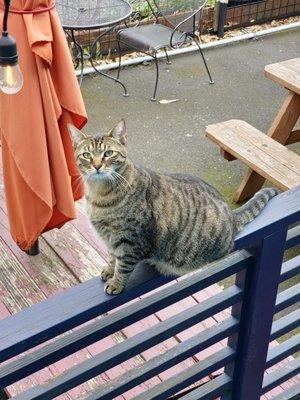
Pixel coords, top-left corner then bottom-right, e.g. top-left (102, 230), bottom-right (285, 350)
top-left (108, 119), bottom-right (127, 145)
top-left (67, 124), bottom-right (88, 147)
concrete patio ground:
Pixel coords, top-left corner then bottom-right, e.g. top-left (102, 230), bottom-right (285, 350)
top-left (81, 29), bottom-right (300, 207)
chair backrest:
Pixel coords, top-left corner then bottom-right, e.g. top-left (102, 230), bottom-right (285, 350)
top-left (147, 0), bottom-right (208, 33)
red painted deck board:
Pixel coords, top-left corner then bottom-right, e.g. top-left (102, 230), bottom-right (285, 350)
top-left (0, 237), bottom-right (116, 399)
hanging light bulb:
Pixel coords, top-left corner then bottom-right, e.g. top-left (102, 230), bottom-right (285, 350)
top-left (0, 0), bottom-right (23, 94)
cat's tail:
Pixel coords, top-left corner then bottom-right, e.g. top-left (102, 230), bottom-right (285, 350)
top-left (233, 187), bottom-right (280, 232)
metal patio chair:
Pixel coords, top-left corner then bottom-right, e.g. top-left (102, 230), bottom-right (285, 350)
top-left (116, 0), bottom-right (214, 101)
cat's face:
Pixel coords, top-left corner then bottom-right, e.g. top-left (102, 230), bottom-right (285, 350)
top-left (68, 120), bottom-right (128, 183)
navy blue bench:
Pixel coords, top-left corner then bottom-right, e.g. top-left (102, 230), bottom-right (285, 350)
top-left (0, 187), bottom-right (299, 400)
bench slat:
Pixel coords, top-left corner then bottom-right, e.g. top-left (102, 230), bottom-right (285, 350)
top-left (206, 120), bottom-right (300, 190)
top-left (264, 58), bottom-right (300, 96)
top-left (12, 286), bottom-right (242, 400)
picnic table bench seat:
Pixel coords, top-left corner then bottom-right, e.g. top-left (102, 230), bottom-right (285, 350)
top-left (205, 119), bottom-right (300, 202)
top-left (0, 188), bottom-right (300, 400)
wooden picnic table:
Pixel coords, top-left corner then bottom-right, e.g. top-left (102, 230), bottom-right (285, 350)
top-left (234, 57), bottom-right (300, 202)
top-left (206, 57), bottom-right (300, 202)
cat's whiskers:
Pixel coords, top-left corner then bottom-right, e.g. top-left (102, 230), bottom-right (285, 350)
top-left (111, 173), bottom-right (129, 191)
top-left (108, 171), bottom-right (126, 190)
top-left (111, 170), bottom-right (132, 190)
top-left (72, 171), bottom-right (90, 193)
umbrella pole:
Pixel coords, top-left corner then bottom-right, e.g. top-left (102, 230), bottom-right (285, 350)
top-left (25, 239), bottom-right (40, 256)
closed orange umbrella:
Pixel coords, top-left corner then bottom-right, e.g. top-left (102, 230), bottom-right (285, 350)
top-left (0, 0), bottom-right (87, 251)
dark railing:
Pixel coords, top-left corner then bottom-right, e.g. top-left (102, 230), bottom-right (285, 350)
top-left (0, 186), bottom-right (299, 399)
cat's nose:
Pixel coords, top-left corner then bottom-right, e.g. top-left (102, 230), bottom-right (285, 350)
top-left (93, 164), bottom-right (102, 172)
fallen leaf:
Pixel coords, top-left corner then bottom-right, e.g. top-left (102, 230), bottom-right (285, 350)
top-left (158, 99), bottom-right (180, 104)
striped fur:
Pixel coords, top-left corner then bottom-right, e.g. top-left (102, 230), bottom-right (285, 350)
top-left (233, 187), bottom-right (279, 231)
top-left (68, 121), bottom-right (279, 295)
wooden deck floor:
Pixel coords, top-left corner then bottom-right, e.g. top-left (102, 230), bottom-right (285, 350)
top-left (0, 153), bottom-right (297, 399)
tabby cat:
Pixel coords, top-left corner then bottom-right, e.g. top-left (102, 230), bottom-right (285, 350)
top-left (68, 120), bottom-right (278, 295)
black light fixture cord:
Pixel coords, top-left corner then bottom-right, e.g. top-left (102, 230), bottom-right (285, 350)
top-left (3, 0), bottom-right (11, 32)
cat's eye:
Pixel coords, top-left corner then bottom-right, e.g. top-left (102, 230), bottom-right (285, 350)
top-left (104, 150), bottom-right (113, 157)
top-left (82, 152), bottom-right (91, 159)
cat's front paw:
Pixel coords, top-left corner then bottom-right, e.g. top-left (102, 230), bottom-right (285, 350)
top-left (105, 278), bottom-right (125, 295)
top-left (100, 265), bottom-right (115, 282)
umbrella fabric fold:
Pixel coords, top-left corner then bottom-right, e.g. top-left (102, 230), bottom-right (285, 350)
top-left (0, 0), bottom-right (87, 250)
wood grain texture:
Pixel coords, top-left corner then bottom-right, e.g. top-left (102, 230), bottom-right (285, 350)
top-left (206, 120), bottom-right (300, 191)
top-left (42, 224), bottom-right (107, 283)
top-left (233, 169), bottom-right (266, 203)
top-left (0, 239), bottom-right (113, 399)
top-left (73, 200), bottom-right (109, 259)
top-left (0, 248), bottom-right (72, 400)
top-left (265, 58), bottom-right (300, 95)
top-left (208, 88), bottom-right (300, 202)
top-left (286, 129), bottom-right (300, 145)
top-left (267, 92), bottom-right (300, 143)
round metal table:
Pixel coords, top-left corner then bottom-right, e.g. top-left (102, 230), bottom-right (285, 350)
top-left (56, 0), bottom-right (132, 95)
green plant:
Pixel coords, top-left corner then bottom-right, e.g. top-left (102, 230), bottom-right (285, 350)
top-left (129, 0), bottom-right (215, 19)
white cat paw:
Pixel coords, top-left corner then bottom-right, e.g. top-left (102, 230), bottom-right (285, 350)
top-left (105, 279), bottom-right (125, 295)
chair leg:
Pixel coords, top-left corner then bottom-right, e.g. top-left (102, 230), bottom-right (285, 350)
top-left (151, 53), bottom-right (159, 102)
top-left (194, 40), bottom-right (214, 84)
top-left (164, 48), bottom-right (171, 65)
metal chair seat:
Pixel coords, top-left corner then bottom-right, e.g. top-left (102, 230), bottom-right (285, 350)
top-left (118, 24), bottom-right (189, 51)
top-left (116, 0), bottom-right (214, 101)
